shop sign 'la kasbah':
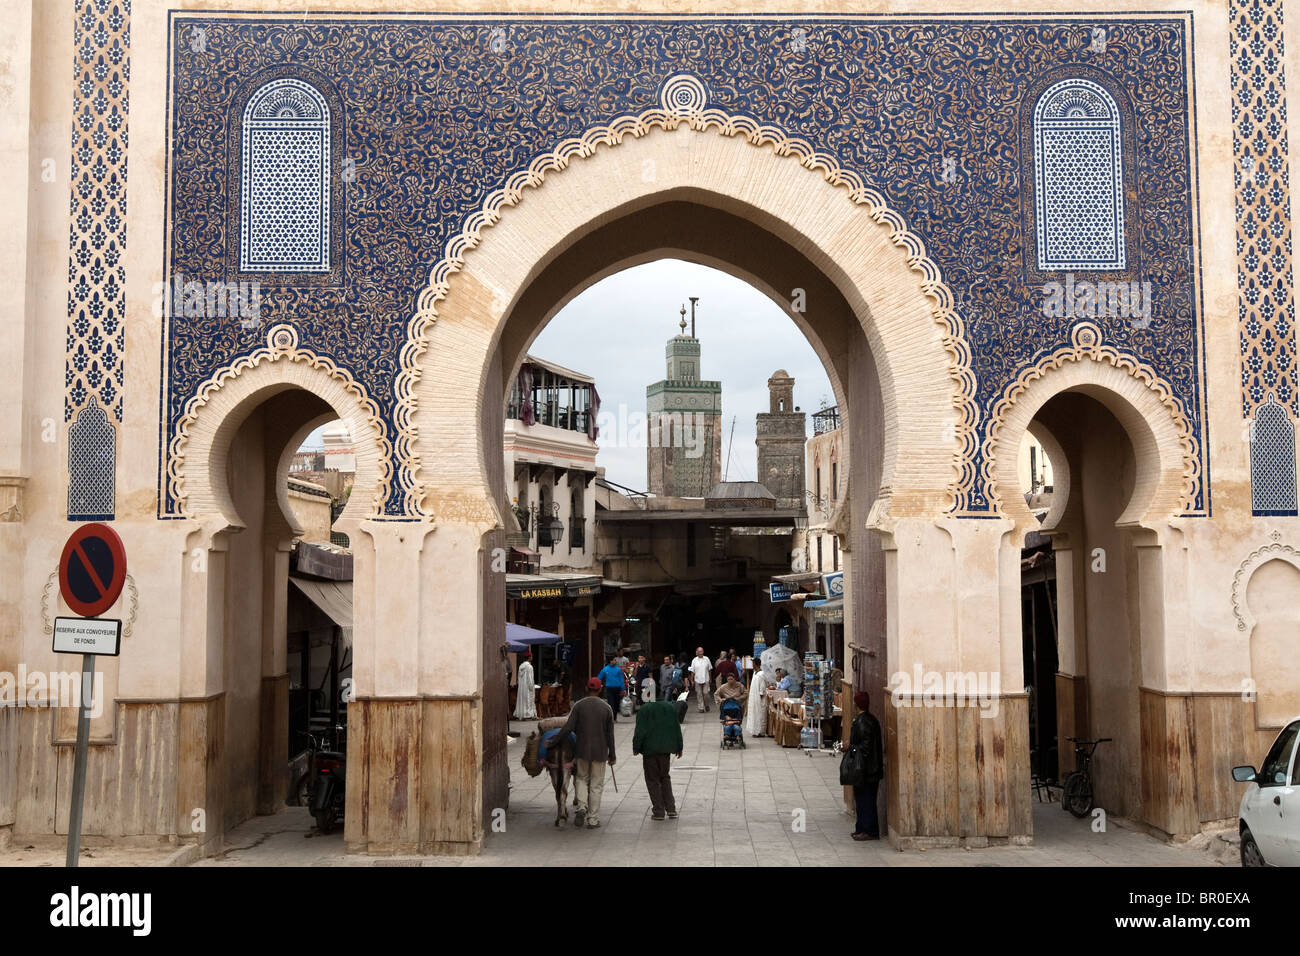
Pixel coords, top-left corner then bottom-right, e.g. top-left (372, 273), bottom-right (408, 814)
top-left (510, 580), bottom-right (602, 600)
top-left (518, 586), bottom-right (564, 600)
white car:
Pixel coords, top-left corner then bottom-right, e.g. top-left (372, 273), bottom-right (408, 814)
top-left (1233, 716), bottom-right (1300, 866)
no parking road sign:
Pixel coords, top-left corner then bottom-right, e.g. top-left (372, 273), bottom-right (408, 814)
top-left (58, 522), bottom-right (126, 619)
top-left (54, 522), bottom-right (127, 868)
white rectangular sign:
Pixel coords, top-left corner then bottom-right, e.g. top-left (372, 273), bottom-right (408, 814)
top-left (53, 617), bottom-right (121, 656)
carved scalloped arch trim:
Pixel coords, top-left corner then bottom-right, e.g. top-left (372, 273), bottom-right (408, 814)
top-left (168, 324), bottom-right (394, 516)
top-left (982, 321), bottom-right (1200, 515)
top-left (1231, 539), bottom-right (1300, 632)
top-left (395, 76), bottom-right (980, 517)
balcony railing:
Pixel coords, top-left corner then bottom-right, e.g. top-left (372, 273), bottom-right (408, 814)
top-left (505, 398), bottom-right (592, 435)
top-left (812, 405), bottom-right (840, 436)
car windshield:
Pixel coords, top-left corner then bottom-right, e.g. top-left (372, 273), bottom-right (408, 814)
top-left (1259, 721), bottom-right (1299, 786)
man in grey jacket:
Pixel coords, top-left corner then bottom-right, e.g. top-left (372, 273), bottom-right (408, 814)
top-left (557, 677), bottom-right (617, 829)
top-left (659, 656), bottom-right (676, 702)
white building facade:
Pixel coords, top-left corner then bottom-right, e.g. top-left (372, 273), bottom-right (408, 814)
top-left (504, 356), bottom-right (600, 571)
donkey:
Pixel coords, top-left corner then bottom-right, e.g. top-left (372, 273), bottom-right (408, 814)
top-left (537, 716), bottom-right (580, 827)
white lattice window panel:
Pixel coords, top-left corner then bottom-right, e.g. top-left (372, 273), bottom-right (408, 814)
top-left (68, 400), bottom-right (116, 520)
top-left (1251, 396), bottom-right (1299, 515)
top-left (1034, 79), bottom-right (1126, 272)
top-left (240, 78), bottom-right (331, 272)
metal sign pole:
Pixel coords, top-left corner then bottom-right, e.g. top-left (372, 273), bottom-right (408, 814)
top-left (65, 654), bottom-right (95, 868)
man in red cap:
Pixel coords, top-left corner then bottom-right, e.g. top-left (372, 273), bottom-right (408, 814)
top-left (556, 677), bottom-right (617, 828)
top-left (848, 691), bottom-right (884, 840)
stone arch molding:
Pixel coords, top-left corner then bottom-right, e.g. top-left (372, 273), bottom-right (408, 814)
top-left (1025, 419), bottom-right (1072, 533)
top-left (170, 324), bottom-right (392, 526)
top-left (401, 73), bottom-right (976, 520)
top-left (1231, 535), bottom-right (1300, 633)
top-left (987, 321), bottom-right (1197, 532)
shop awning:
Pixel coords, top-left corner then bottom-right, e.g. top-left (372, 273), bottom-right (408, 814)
top-left (289, 576), bottom-right (353, 629)
top-left (506, 622), bottom-right (562, 653)
top-left (805, 597), bottom-right (844, 623)
top-left (506, 573), bottom-right (601, 599)
top-left (771, 571), bottom-right (822, 585)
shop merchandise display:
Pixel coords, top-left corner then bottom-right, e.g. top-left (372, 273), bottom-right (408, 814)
top-left (802, 654), bottom-right (833, 719)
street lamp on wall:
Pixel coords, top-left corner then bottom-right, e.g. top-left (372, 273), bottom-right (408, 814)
top-left (530, 502), bottom-right (564, 547)
top-left (804, 489), bottom-right (832, 520)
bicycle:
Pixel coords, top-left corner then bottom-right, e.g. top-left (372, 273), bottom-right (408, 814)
top-left (1061, 737), bottom-right (1111, 818)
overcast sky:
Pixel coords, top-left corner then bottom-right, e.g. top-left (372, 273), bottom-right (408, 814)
top-left (532, 259), bottom-right (833, 491)
top-left (301, 259), bottom-right (835, 490)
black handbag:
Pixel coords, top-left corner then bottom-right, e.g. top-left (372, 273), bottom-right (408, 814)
top-left (839, 745), bottom-right (867, 786)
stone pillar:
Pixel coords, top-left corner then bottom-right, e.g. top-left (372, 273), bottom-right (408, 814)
top-left (1045, 529), bottom-right (1089, 776)
top-left (343, 516), bottom-right (487, 855)
top-left (880, 516), bottom-right (1031, 847)
top-left (258, 536), bottom-right (293, 815)
top-left (1133, 525), bottom-right (1199, 837)
top-left (177, 521), bottom-right (231, 851)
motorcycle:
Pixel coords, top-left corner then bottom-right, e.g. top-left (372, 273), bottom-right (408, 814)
top-left (305, 726), bottom-right (346, 834)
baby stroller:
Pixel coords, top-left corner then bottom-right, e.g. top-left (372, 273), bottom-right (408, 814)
top-left (720, 698), bottom-right (746, 749)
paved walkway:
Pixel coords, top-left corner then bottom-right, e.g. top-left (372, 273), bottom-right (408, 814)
top-left (0, 702), bottom-right (1232, 867)
top-left (183, 702), bottom-right (1225, 867)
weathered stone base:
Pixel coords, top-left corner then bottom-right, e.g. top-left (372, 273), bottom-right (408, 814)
top-left (886, 694), bottom-right (1032, 844)
top-left (344, 696), bottom-right (484, 855)
top-left (1140, 688), bottom-right (1279, 837)
top-left (4, 692), bottom-right (498, 857)
top-left (1052, 681), bottom-right (1273, 839)
top-left (0, 704), bottom-right (16, 840)
top-left (1, 697), bottom-right (226, 851)
top-left (887, 831), bottom-right (1035, 850)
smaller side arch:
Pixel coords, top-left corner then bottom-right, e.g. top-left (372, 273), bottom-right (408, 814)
top-left (986, 322), bottom-right (1194, 532)
top-left (1231, 539), bottom-right (1300, 633)
top-left (169, 325), bottom-right (391, 527)
top-left (1241, 553), bottom-right (1300, 728)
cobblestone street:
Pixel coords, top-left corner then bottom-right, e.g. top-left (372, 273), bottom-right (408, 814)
top-left (0, 704), bottom-right (1231, 869)
top-left (169, 705), bottom-right (1227, 867)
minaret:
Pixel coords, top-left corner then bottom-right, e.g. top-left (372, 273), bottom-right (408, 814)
top-left (646, 301), bottom-right (723, 497)
top-left (755, 369), bottom-right (806, 509)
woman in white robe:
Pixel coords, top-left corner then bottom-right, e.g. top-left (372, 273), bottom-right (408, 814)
top-left (745, 668), bottom-right (768, 737)
top-left (513, 656), bottom-right (537, 720)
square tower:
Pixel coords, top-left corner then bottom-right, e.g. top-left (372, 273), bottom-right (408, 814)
top-left (646, 307), bottom-right (722, 497)
top-left (755, 369), bottom-right (806, 509)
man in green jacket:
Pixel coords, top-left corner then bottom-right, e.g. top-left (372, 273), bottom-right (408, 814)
top-left (632, 697), bottom-right (684, 821)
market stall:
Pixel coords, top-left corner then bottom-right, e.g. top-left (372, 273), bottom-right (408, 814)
top-left (764, 653), bottom-right (843, 749)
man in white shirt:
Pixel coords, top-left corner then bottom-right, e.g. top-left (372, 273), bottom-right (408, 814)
top-left (690, 646), bottom-right (713, 713)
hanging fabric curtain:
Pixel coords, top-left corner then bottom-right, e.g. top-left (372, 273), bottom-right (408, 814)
top-left (518, 362), bottom-right (535, 426)
top-left (587, 383), bottom-right (601, 441)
